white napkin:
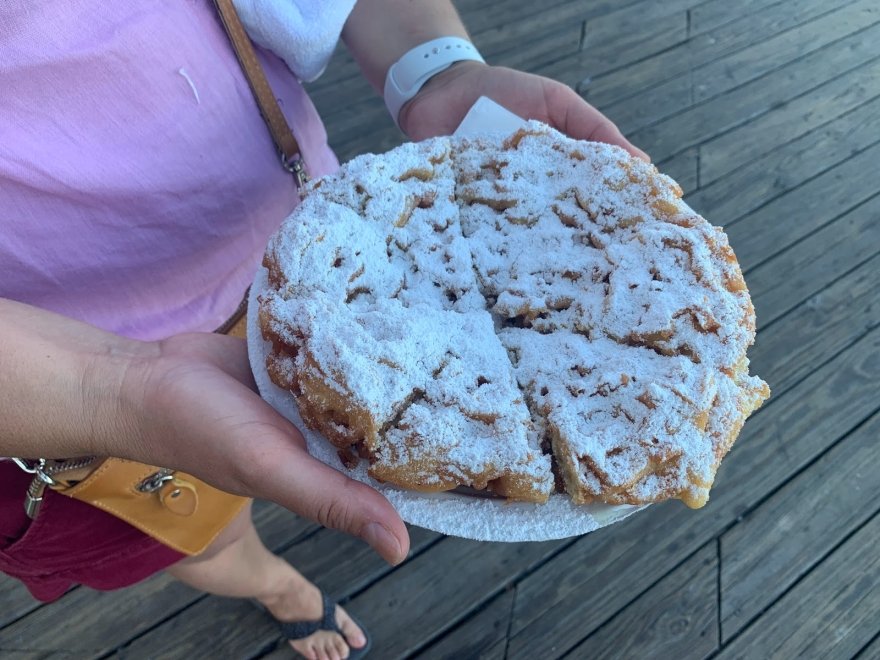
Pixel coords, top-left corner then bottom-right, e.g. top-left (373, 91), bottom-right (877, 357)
top-left (233, 0), bottom-right (356, 82)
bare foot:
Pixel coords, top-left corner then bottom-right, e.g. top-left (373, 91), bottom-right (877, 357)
top-left (259, 573), bottom-right (367, 660)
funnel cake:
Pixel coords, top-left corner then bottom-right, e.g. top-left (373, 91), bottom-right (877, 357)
top-left (259, 123), bottom-right (769, 508)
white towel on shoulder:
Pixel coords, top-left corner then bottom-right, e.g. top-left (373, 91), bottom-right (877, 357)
top-left (233, 0), bottom-right (357, 82)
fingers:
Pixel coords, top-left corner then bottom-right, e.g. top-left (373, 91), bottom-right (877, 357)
top-left (216, 386), bottom-right (410, 564)
top-left (548, 83), bottom-right (650, 161)
top-left (588, 119), bottom-right (651, 163)
top-left (254, 431), bottom-right (411, 565)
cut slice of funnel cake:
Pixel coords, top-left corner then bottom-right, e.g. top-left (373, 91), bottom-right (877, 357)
top-left (260, 297), bottom-right (553, 502)
top-left (259, 137), bottom-right (553, 502)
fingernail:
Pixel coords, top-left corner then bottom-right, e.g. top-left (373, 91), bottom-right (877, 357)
top-left (362, 522), bottom-right (403, 564)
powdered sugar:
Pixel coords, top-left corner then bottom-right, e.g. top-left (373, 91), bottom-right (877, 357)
top-left (257, 120), bottom-right (768, 515)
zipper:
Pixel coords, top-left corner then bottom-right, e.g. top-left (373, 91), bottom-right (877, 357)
top-left (15, 458), bottom-right (176, 519)
top-left (17, 456), bottom-right (98, 519)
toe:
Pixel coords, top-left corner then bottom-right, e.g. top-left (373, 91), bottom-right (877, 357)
top-left (291, 641), bottom-right (317, 660)
top-left (336, 606), bottom-right (367, 649)
top-left (334, 634), bottom-right (351, 659)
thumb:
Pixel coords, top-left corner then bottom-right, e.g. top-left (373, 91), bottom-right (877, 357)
top-left (233, 409), bottom-right (411, 565)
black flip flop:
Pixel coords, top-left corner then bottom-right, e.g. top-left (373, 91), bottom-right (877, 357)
top-left (253, 592), bottom-right (372, 659)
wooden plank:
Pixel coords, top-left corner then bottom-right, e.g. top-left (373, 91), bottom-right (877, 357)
top-left (694, 0), bottom-right (880, 104)
top-left (483, 23), bottom-right (583, 79)
top-left (606, 0), bottom-right (880, 136)
top-left (687, 95), bottom-right (880, 230)
top-left (740, 146), bottom-right (880, 249)
top-left (747, 192), bottom-right (880, 329)
top-left (581, 0), bottom-right (857, 110)
top-left (415, 590), bottom-right (514, 660)
top-left (578, 12), bottom-right (687, 81)
top-left (721, 410), bottom-right (880, 640)
top-left (718, 512), bottom-right (880, 659)
top-left (538, 15), bottom-right (689, 98)
top-left (582, 0), bottom-right (691, 51)
top-left (662, 148), bottom-right (699, 196)
top-left (0, 574), bottom-right (200, 656)
top-left (0, 580), bottom-right (45, 631)
top-left (504, 294), bottom-right (880, 657)
top-left (0, 503), bottom-right (315, 656)
top-left (630, 20), bottom-right (880, 163)
top-left (748, 253), bottom-right (880, 394)
top-left (0, 653), bottom-right (76, 660)
top-left (688, 0), bottom-right (784, 34)
top-left (115, 525), bottom-right (440, 659)
top-left (342, 536), bottom-right (572, 658)
top-left (605, 73), bottom-right (694, 138)
top-left (568, 543), bottom-right (719, 659)
top-left (470, 1), bottom-right (589, 58)
top-left (855, 634), bottom-right (880, 659)
top-left (699, 56), bottom-right (880, 185)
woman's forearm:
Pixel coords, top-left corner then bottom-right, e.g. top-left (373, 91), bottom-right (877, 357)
top-left (0, 297), bottom-right (152, 459)
top-left (342, 0), bottom-right (471, 94)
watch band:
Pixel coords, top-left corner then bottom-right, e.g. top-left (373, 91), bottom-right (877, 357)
top-left (383, 37), bottom-right (485, 128)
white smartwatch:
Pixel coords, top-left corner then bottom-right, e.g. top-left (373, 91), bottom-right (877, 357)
top-left (383, 37), bottom-right (485, 128)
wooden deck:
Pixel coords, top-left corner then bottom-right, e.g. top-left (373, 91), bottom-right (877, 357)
top-left (3, 0), bottom-right (880, 657)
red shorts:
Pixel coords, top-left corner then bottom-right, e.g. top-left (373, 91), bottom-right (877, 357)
top-left (0, 461), bottom-right (183, 601)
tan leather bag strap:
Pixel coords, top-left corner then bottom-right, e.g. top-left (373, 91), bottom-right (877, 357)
top-left (213, 0), bottom-right (309, 188)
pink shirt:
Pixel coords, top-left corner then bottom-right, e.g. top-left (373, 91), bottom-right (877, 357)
top-left (0, 0), bottom-right (339, 340)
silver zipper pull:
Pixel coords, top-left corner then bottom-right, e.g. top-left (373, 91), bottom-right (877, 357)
top-left (137, 469), bottom-right (175, 493)
top-left (14, 456), bottom-right (96, 519)
top-left (282, 154), bottom-right (310, 192)
top-left (291, 159), bottom-right (309, 190)
top-left (24, 476), bottom-right (48, 519)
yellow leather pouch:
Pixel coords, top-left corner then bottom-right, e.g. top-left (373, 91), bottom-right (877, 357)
top-left (58, 458), bottom-right (248, 555)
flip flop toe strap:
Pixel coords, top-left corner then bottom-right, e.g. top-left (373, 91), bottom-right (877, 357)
top-left (278, 592), bottom-right (341, 640)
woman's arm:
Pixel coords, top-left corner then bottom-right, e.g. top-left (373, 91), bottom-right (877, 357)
top-left (342, 0), bottom-right (648, 159)
top-left (0, 298), bottom-right (148, 459)
top-left (342, 0), bottom-right (470, 95)
top-left (0, 298), bottom-right (408, 564)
